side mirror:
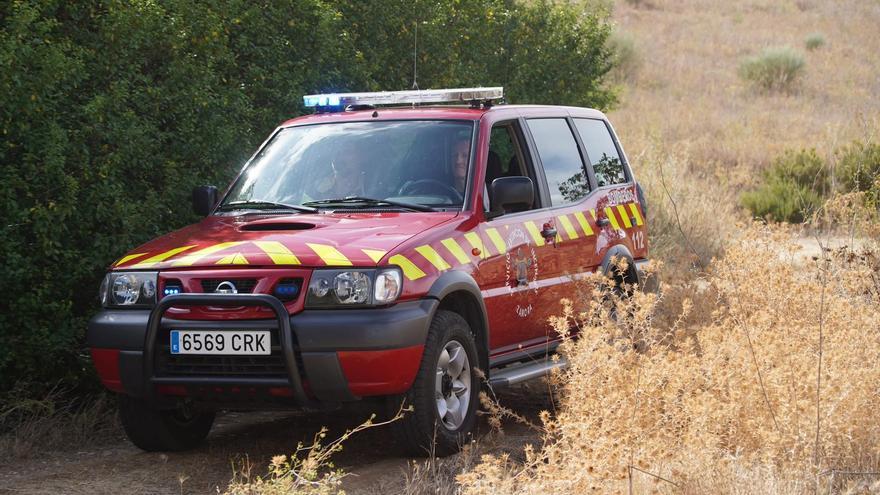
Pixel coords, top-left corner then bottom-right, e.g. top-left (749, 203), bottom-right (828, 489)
top-left (488, 176), bottom-right (534, 219)
top-left (192, 185), bottom-right (219, 216)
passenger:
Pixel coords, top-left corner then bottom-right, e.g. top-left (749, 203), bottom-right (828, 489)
top-left (318, 142), bottom-right (368, 198)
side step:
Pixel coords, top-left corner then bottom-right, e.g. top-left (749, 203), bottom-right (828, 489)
top-left (488, 356), bottom-right (568, 388)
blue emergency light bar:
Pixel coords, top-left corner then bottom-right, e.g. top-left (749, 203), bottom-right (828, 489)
top-left (303, 87), bottom-right (504, 109)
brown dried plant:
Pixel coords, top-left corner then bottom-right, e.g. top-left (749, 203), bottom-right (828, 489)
top-left (458, 223), bottom-right (880, 494)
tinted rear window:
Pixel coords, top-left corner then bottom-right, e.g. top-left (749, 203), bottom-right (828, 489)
top-left (527, 118), bottom-right (589, 205)
top-left (574, 118), bottom-right (626, 187)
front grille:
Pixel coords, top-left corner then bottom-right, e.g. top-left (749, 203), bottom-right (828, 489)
top-left (154, 327), bottom-right (301, 379)
top-left (200, 278), bottom-right (258, 294)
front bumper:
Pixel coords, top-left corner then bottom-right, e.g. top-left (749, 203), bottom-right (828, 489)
top-left (87, 294), bottom-right (435, 405)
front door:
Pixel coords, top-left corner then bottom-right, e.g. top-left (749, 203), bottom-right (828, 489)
top-left (475, 120), bottom-right (562, 356)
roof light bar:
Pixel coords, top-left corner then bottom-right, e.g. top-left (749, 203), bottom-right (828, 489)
top-left (303, 87), bottom-right (503, 109)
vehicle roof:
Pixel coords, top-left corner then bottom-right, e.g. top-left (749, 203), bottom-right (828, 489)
top-left (281, 104), bottom-right (607, 126)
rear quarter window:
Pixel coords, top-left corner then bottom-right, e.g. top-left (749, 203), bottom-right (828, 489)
top-left (526, 118), bottom-right (589, 206)
top-left (574, 118), bottom-right (627, 187)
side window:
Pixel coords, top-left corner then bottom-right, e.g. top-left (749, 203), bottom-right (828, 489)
top-left (485, 122), bottom-right (534, 212)
top-left (574, 118), bottom-right (626, 187)
top-left (526, 118), bottom-right (589, 205)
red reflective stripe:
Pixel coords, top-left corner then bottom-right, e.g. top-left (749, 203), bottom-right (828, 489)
top-left (90, 348), bottom-right (123, 393)
top-left (338, 345), bottom-right (425, 396)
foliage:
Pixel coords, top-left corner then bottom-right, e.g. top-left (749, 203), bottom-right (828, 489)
top-left (0, 1), bottom-right (616, 398)
top-left (738, 46), bottom-right (805, 92)
top-left (741, 148), bottom-right (828, 223)
top-left (805, 32), bottom-right (826, 51)
top-left (837, 141), bottom-right (880, 208)
top-left (606, 31), bottom-right (642, 84)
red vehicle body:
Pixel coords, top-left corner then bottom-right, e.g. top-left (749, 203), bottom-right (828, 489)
top-left (88, 98), bottom-right (650, 454)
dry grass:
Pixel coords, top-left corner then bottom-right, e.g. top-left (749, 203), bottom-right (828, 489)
top-left (0, 388), bottom-right (119, 461)
top-left (610, 0), bottom-right (880, 188)
top-left (458, 224), bottom-right (880, 493)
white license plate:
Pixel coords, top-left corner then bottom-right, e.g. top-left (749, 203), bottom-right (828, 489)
top-left (170, 330), bottom-right (271, 355)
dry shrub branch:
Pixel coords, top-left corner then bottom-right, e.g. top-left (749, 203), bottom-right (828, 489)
top-left (459, 224), bottom-right (880, 494)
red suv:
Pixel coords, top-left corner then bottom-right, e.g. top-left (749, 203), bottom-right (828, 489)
top-left (88, 88), bottom-right (649, 455)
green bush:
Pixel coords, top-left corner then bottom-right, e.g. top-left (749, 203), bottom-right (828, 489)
top-left (805, 33), bottom-right (826, 51)
top-left (741, 149), bottom-right (829, 222)
top-left (738, 46), bottom-right (805, 92)
top-left (837, 141), bottom-right (880, 207)
top-left (607, 31), bottom-right (642, 84)
top-left (0, 0), bottom-right (616, 398)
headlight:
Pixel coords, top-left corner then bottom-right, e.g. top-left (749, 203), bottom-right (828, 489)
top-left (100, 271), bottom-right (158, 308)
top-left (306, 268), bottom-right (402, 308)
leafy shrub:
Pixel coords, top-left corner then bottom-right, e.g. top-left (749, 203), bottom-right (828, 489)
top-left (606, 31), bottom-right (642, 83)
top-left (0, 0), bottom-right (616, 399)
top-left (837, 141), bottom-right (880, 207)
top-left (738, 46), bottom-right (805, 92)
top-left (741, 149), bottom-right (828, 222)
top-left (805, 33), bottom-right (826, 51)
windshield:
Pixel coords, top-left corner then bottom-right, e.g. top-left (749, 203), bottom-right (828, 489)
top-left (222, 120), bottom-right (474, 210)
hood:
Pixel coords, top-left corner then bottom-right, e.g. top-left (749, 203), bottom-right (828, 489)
top-left (111, 212), bottom-right (458, 270)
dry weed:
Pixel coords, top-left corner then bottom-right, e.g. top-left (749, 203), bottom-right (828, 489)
top-left (225, 407), bottom-right (406, 495)
top-left (458, 223), bottom-right (880, 494)
top-left (0, 388), bottom-right (118, 460)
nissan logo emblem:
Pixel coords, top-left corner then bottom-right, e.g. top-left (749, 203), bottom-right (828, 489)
top-left (214, 281), bottom-right (238, 294)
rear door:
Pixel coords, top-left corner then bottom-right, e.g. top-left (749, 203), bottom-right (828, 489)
top-left (571, 118), bottom-right (646, 264)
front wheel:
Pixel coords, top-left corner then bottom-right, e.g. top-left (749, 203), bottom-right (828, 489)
top-left (118, 395), bottom-right (215, 452)
top-left (391, 310), bottom-right (480, 457)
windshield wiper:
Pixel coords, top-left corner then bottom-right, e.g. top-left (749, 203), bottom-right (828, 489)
top-left (217, 200), bottom-right (318, 213)
top-left (303, 196), bottom-right (437, 212)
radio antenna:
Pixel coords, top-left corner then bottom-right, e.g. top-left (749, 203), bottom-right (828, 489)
top-left (411, 22), bottom-right (419, 91)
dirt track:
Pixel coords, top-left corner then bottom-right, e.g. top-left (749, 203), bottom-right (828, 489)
top-left (0, 384), bottom-right (549, 494)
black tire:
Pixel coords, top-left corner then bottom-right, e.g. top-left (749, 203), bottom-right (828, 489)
top-left (391, 310), bottom-right (480, 457)
top-left (118, 395), bottom-right (215, 452)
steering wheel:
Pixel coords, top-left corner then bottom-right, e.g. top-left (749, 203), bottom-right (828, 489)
top-left (397, 179), bottom-right (463, 203)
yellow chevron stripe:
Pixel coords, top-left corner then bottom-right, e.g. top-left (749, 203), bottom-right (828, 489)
top-left (307, 243), bottom-right (352, 266)
top-left (441, 238), bottom-right (470, 265)
top-left (485, 228), bottom-right (507, 254)
top-left (524, 221), bottom-right (546, 247)
top-left (172, 242), bottom-right (243, 267)
top-left (133, 245), bottom-right (197, 268)
top-left (604, 207), bottom-right (621, 230)
top-left (415, 245), bottom-right (451, 271)
top-left (573, 211), bottom-right (594, 236)
top-left (389, 254), bottom-right (426, 280)
top-left (557, 215), bottom-right (579, 240)
top-left (616, 204), bottom-right (633, 228)
top-left (590, 209), bottom-right (597, 220)
top-left (115, 253), bottom-right (147, 266)
top-left (463, 232), bottom-right (488, 259)
top-left (216, 252), bottom-right (249, 265)
top-left (629, 203), bottom-right (644, 226)
top-left (362, 249), bottom-right (387, 263)
top-left (254, 241), bottom-right (300, 265)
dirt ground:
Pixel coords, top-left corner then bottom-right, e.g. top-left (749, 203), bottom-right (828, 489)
top-left (0, 383), bottom-right (550, 495)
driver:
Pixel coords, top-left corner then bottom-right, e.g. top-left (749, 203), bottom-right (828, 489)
top-left (317, 142), bottom-right (368, 198)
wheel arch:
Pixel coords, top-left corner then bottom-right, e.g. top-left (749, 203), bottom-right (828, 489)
top-left (426, 271), bottom-right (490, 373)
top-left (600, 244), bottom-right (639, 287)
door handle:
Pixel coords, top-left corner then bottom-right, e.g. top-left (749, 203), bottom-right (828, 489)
top-left (597, 217), bottom-right (611, 227)
top-left (541, 227), bottom-right (558, 238)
